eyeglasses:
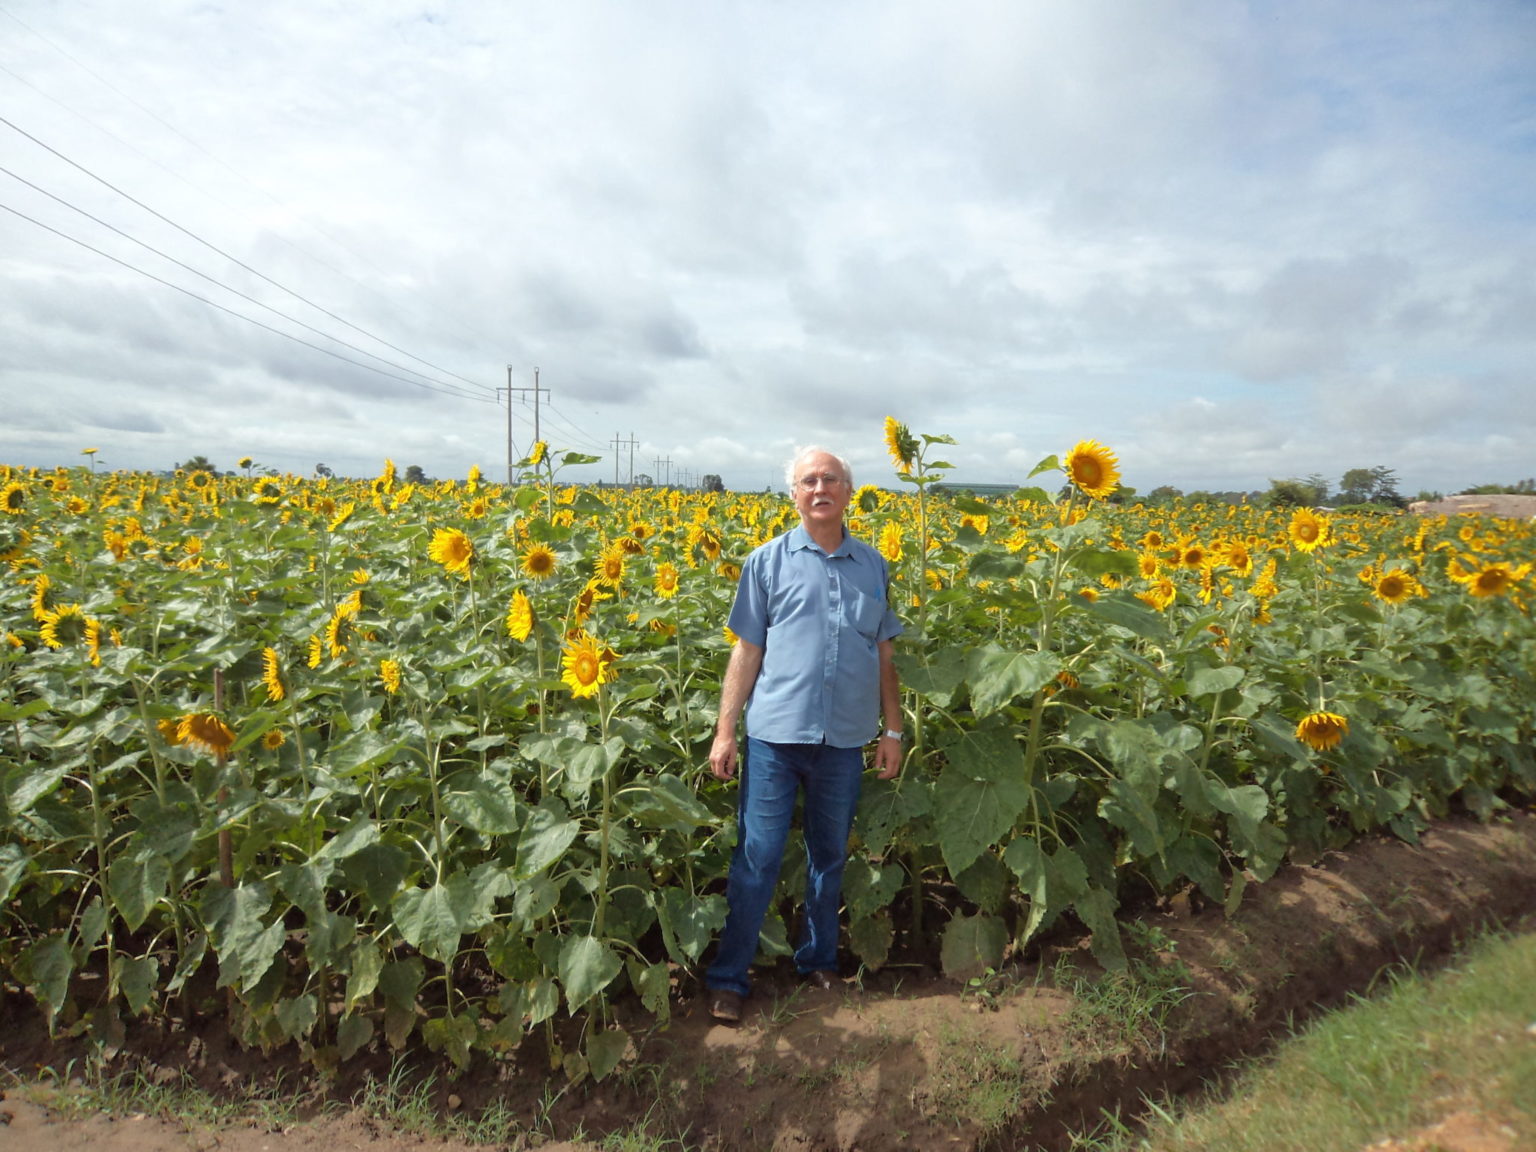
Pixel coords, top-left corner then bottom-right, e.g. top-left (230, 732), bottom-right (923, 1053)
top-left (795, 474), bottom-right (847, 491)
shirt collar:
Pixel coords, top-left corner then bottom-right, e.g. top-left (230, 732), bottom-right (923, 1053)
top-left (789, 524), bottom-right (857, 559)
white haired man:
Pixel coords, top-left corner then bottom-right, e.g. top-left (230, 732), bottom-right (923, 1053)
top-left (704, 445), bottom-right (904, 1023)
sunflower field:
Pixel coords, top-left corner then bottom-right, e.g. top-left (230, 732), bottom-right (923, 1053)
top-left (1, 427), bottom-right (1534, 1081)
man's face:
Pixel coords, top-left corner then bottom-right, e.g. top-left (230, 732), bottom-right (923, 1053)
top-left (792, 451), bottom-right (852, 529)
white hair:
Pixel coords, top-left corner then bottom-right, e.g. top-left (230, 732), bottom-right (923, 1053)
top-left (784, 445), bottom-right (853, 491)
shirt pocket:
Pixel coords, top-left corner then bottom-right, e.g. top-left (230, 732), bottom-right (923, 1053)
top-left (846, 584), bottom-right (885, 642)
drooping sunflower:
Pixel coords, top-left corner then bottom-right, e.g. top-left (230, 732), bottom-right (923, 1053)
top-left (1064, 440), bottom-right (1121, 500)
top-left (506, 589), bottom-right (534, 642)
top-left (261, 646), bottom-right (285, 702)
top-left (528, 440), bottom-right (549, 467)
top-left (1287, 508), bottom-right (1332, 553)
top-left (718, 560), bottom-right (742, 581)
top-left (30, 573), bottom-right (52, 622)
top-left (560, 630), bottom-right (617, 699)
top-left (380, 658), bottom-right (402, 695)
top-left (655, 562), bottom-right (680, 600)
top-left (84, 617), bottom-right (102, 667)
top-left (177, 712), bottom-right (236, 757)
top-left (1295, 711), bottom-right (1349, 753)
top-left (307, 633), bottom-right (323, 669)
top-left (1, 482), bottom-right (25, 516)
top-left (1372, 569), bottom-right (1424, 605)
top-left (428, 527), bottom-right (475, 578)
top-left (521, 543), bottom-right (558, 581)
top-left (878, 521), bottom-right (903, 564)
top-left (328, 502), bottom-right (357, 531)
top-left (883, 416), bottom-right (917, 475)
top-left (39, 603), bottom-right (87, 649)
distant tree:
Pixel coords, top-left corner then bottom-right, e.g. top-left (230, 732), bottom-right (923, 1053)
top-left (1414, 489), bottom-right (1444, 503)
top-left (315, 463), bottom-right (334, 479)
top-left (404, 464), bottom-right (428, 485)
top-left (1145, 485), bottom-right (1184, 504)
top-left (1305, 473), bottom-right (1331, 504)
top-left (1338, 466), bottom-right (1405, 508)
top-left (1461, 478), bottom-right (1535, 495)
top-left (1266, 477), bottom-right (1326, 508)
top-left (701, 473), bottom-right (725, 493)
top-left (181, 455), bottom-right (217, 475)
top-left (1338, 468), bottom-right (1375, 505)
top-left (635, 473), bottom-right (654, 488)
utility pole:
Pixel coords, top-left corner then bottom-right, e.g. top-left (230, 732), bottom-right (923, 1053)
top-left (654, 456), bottom-right (673, 487)
top-left (500, 366), bottom-right (550, 483)
top-left (610, 431), bottom-right (639, 485)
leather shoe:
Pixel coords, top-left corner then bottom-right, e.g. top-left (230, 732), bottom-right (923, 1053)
top-left (708, 988), bottom-right (742, 1023)
top-left (804, 969), bottom-right (841, 992)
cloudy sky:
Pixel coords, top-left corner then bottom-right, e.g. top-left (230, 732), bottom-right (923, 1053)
top-left (2, 1), bottom-right (1533, 496)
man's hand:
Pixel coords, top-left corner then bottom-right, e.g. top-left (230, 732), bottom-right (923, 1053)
top-left (709, 731), bottom-right (739, 780)
top-left (874, 734), bottom-right (903, 779)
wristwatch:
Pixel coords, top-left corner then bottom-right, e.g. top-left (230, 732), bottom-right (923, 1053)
top-left (881, 729), bottom-right (904, 741)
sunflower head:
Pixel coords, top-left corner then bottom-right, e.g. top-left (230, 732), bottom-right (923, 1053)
top-left (1, 482), bottom-right (26, 516)
top-left (883, 417), bottom-right (918, 475)
top-left (428, 527), bottom-right (475, 578)
top-left (528, 441), bottom-right (549, 468)
top-left (655, 562), bottom-right (681, 599)
top-left (521, 543), bottom-right (558, 581)
top-left (261, 646), bottom-right (285, 702)
top-left (1064, 440), bottom-right (1121, 500)
top-left (1373, 569), bottom-right (1423, 605)
top-left (177, 712), bottom-right (236, 757)
top-left (878, 521), bottom-right (903, 563)
top-left (506, 589), bottom-right (534, 642)
top-left (380, 658), bottom-right (403, 695)
top-left (1295, 711), bottom-right (1349, 753)
top-left (1287, 508), bottom-right (1332, 553)
top-left (560, 630), bottom-right (618, 699)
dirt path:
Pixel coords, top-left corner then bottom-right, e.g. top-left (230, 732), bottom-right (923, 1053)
top-left (5, 811), bottom-right (1536, 1152)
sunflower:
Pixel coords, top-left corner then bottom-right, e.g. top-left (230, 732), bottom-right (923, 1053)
top-left (39, 603), bottom-right (87, 649)
top-left (1287, 507), bottom-right (1332, 553)
top-left (883, 416), bottom-right (917, 474)
top-left (261, 646), bottom-right (285, 701)
top-left (1064, 440), bottom-right (1121, 500)
top-left (528, 441), bottom-right (549, 467)
top-left (878, 521), bottom-right (903, 563)
top-left (252, 477), bottom-right (284, 505)
top-left (428, 527), bottom-right (475, 578)
top-left (262, 729), bottom-right (287, 750)
top-left (157, 718), bottom-right (183, 745)
top-left (1295, 711), bottom-right (1349, 753)
top-left (178, 712), bottom-right (235, 757)
top-left (329, 502), bottom-right (357, 531)
top-left (84, 618), bottom-right (102, 667)
top-left (1137, 578), bottom-right (1178, 612)
top-left (521, 543), bottom-right (558, 581)
top-left (1372, 569), bottom-right (1424, 605)
top-left (1466, 560), bottom-right (1530, 598)
top-left (1, 482), bottom-right (25, 516)
top-left (30, 573), bottom-right (52, 622)
top-left (188, 470), bottom-right (213, 491)
top-left (380, 658), bottom-right (402, 695)
top-left (616, 535), bottom-right (645, 555)
top-left (560, 630), bottom-right (617, 699)
top-left (960, 513), bottom-right (989, 536)
top-left (718, 560), bottom-right (742, 581)
top-left (571, 579), bottom-right (610, 629)
top-left (594, 540), bottom-right (626, 587)
top-left (238, 457), bottom-right (253, 470)
top-left (307, 633), bottom-right (323, 669)
top-left (506, 589), bottom-right (534, 642)
top-left (655, 562), bottom-right (681, 600)
top-left (1218, 539), bottom-right (1255, 578)
top-left (1177, 540), bottom-right (1208, 570)
top-left (463, 496), bottom-right (490, 520)
top-left (1137, 551), bottom-right (1161, 579)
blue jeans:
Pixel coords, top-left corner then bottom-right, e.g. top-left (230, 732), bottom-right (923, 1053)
top-left (705, 738), bottom-right (865, 998)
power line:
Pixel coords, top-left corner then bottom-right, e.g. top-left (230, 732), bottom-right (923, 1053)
top-left (1, 198), bottom-right (496, 404)
top-left (0, 114), bottom-right (498, 398)
top-left (0, 163), bottom-right (488, 401)
top-left (0, 6), bottom-right (508, 359)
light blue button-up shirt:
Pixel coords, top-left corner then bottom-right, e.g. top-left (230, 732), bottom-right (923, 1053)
top-left (728, 525), bottom-right (903, 748)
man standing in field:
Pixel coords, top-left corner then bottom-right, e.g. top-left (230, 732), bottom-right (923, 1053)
top-left (704, 445), bottom-right (905, 1023)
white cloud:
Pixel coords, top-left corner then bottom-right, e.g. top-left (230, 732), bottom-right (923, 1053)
top-left (1, 0), bottom-right (1533, 498)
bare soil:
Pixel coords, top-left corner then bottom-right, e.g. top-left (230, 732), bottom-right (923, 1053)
top-left (4, 810), bottom-right (1536, 1152)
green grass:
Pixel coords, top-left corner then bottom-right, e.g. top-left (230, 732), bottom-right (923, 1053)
top-left (1070, 928), bottom-right (1536, 1151)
